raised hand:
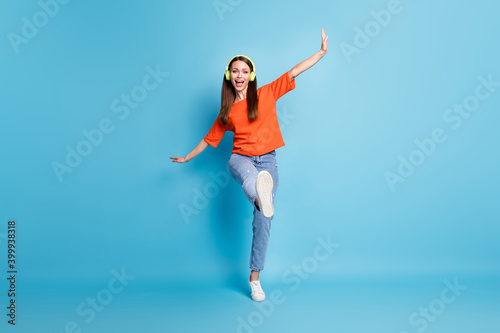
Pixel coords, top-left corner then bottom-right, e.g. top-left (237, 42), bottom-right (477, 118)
top-left (289, 27), bottom-right (329, 80)
top-left (320, 27), bottom-right (329, 54)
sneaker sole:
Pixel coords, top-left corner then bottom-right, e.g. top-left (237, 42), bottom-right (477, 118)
top-left (256, 171), bottom-right (274, 218)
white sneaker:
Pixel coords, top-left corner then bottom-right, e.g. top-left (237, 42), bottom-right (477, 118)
top-left (248, 280), bottom-right (266, 302)
top-left (256, 171), bottom-right (274, 218)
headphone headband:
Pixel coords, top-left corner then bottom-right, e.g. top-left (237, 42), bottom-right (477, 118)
top-left (225, 55), bottom-right (256, 81)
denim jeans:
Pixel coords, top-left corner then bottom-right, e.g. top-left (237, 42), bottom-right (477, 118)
top-left (228, 150), bottom-right (279, 272)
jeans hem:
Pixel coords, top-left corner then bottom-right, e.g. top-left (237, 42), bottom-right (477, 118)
top-left (249, 266), bottom-right (263, 272)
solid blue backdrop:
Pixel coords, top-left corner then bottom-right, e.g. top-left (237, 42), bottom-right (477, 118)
top-left (1, 0), bottom-right (499, 332)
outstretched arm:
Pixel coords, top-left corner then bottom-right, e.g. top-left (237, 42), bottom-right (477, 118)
top-left (289, 28), bottom-right (329, 81)
top-left (170, 139), bottom-right (209, 163)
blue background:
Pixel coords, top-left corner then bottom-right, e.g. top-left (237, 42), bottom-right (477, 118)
top-left (1, 0), bottom-right (499, 332)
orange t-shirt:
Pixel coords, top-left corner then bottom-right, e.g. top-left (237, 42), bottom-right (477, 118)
top-left (204, 72), bottom-right (295, 156)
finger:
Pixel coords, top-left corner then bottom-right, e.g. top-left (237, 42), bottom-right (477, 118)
top-left (321, 27), bottom-right (325, 38)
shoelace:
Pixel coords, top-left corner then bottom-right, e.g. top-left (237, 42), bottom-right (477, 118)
top-left (249, 281), bottom-right (264, 295)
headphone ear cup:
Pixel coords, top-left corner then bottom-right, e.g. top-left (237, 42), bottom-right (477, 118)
top-left (250, 72), bottom-right (255, 82)
top-left (225, 70), bottom-right (230, 80)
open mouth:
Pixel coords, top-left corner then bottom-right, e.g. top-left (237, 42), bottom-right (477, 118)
top-left (235, 80), bottom-right (244, 87)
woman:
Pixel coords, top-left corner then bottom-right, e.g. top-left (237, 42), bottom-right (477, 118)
top-left (171, 28), bottom-right (328, 301)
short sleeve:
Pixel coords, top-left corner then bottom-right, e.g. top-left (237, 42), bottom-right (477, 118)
top-left (204, 117), bottom-right (227, 148)
top-left (269, 71), bottom-right (296, 100)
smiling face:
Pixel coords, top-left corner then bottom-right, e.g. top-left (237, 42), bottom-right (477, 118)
top-left (230, 60), bottom-right (251, 93)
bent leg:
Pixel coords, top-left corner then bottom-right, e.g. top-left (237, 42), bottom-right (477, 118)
top-left (228, 153), bottom-right (259, 205)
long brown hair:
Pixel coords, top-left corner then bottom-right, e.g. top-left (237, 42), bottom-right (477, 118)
top-left (218, 56), bottom-right (258, 126)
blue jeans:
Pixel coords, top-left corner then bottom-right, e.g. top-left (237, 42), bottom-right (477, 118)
top-left (228, 150), bottom-right (279, 272)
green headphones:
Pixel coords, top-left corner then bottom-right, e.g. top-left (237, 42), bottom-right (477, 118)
top-left (225, 55), bottom-right (256, 82)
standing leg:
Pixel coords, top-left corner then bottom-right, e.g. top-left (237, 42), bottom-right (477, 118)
top-left (249, 151), bottom-right (279, 274)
